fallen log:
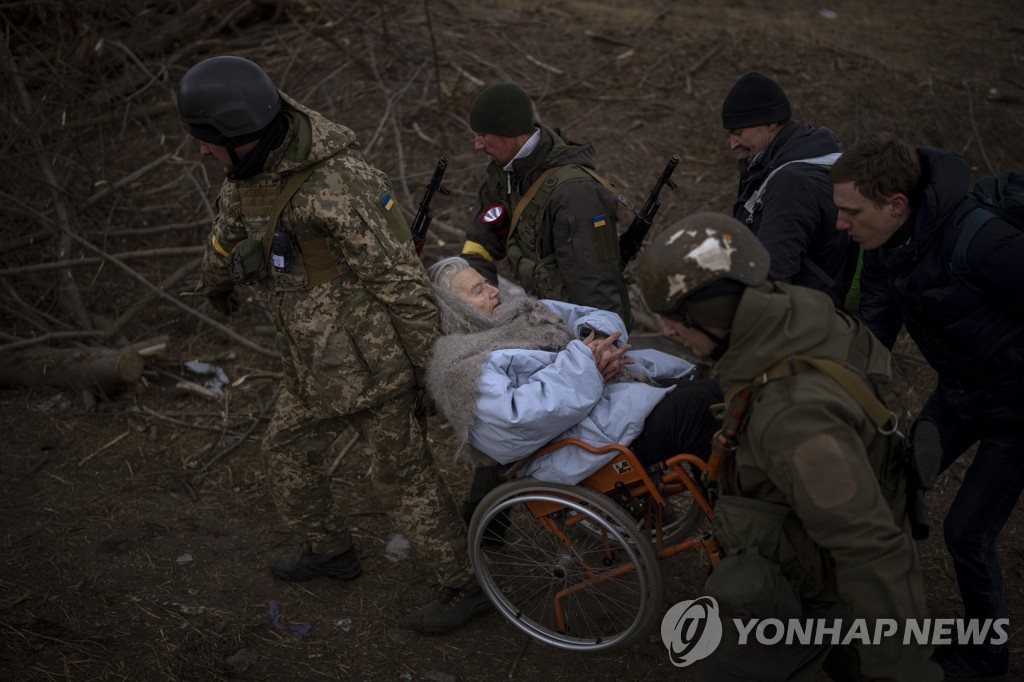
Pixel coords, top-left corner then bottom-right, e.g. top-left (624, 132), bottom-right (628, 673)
top-left (0, 346), bottom-right (145, 394)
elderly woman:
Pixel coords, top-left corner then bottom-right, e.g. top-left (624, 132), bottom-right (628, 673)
top-left (425, 256), bottom-right (721, 488)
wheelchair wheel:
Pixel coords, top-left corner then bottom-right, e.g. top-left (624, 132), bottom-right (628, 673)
top-left (660, 482), bottom-right (706, 546)
top-left (468, 479), bottom-right (664, 652)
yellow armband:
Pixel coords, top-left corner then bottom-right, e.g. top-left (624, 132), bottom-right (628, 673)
top-left (210, 234), bottom-right (231, 259)
top-left (461, 239), bottom-right (495, 262)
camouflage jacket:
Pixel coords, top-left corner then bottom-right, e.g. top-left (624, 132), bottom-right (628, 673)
top-left (711, 282), bottom-right (939, 680)
top-left (461, 124), bottom-right (633, 329)
top-left (198, 93), bottom-right (439, 415)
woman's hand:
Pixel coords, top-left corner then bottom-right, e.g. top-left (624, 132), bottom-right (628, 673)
top-left (583, 331), bottom-right (634, 382)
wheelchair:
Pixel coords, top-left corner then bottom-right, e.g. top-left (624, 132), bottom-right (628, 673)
top-left (467, 438), bottom-right (720, 652)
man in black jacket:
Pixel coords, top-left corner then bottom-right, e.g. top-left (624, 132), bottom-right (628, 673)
top-left (832, 132), bottom-right (1024, 682)
top-left (722, 72), bottom-right (856, 308)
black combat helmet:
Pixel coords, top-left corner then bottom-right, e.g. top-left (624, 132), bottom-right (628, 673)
top-left (177, 56), bottom-right (280, 140)
top-left (636, 212), bottom-right (770, 316)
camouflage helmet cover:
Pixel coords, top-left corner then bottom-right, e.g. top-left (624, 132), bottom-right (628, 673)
top-left (177, 55), bottom-right (281, 138)
top-left (636, 212), bottom-right (770, 314)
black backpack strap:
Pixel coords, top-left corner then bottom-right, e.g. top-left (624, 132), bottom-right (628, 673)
top-left (951, 206), bottom-right (996, 276)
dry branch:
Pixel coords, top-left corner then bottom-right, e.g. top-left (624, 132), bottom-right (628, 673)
top-left (0, 246), bottom-right (205, 276)
top-left (61, 229), bottom-right (280, 359)
top-left (105, 256), bottom-right (202, 337)
top-left (189, 385), bottom-right (281, 492)
top-left (82, 154), bottom-right (174, 208)
top-left (4, 42), bottom-right (91, 330)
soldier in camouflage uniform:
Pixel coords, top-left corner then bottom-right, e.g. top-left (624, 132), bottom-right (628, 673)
top-left (636, 214), bottom-right (941, 681)
top-left (177, 56), bottom-right (490, 633)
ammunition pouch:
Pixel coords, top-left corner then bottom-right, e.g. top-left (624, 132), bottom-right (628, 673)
top-left (229, 238), bottom-right (269, 284)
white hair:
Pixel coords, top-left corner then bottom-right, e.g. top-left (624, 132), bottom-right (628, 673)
top-left (426, 256), bottom-right (472, 292)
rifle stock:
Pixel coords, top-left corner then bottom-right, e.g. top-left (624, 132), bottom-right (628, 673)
top-left (411, 156), bottom-right (450, 255)
top-left (618, 154), bottom-right (679, 267)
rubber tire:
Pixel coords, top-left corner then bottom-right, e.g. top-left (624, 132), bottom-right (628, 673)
top-left (468, 479), bottom-right (663, 652)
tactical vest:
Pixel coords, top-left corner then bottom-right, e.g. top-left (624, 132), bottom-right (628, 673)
top-left (236, 177), bottom-right (342, 292)
top-left (505, 164), bottom-right (616, 299)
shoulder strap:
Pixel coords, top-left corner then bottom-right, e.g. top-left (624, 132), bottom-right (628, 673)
top-left (260, 164), bottom-right (319, 256)
top-left (707, 355), bottom-right (899, 503)
top-left (951, 206), bottom-right (996, 275)
top-left (577, 165), bottom-right (618, 196)
top-left (800, 255), bottom-right (837, 288)
top-left (508, 164), bottom-right (614, 239)
top-left (742, 152), bottom-right (842, 219)
top-left (735, 355), bottom-right (896, 433)
top-left (792, 356), bottom-right (896, 432)
top-left (508, 167), bottom-right (560, 239)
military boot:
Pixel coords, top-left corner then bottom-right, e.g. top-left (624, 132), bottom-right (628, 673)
top-left (269, 547), bottom-right (362, 582)
top-left (409, 582), bottom-right (493, 634)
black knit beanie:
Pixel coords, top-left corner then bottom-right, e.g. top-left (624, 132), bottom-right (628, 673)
top-left (721, 72), bottom-right (792, 129)
top-left (469, 82), bottom-right (535, 136)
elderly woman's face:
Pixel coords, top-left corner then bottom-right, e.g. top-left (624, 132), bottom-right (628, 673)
top-left (450, 268), bottom-right (501, 316)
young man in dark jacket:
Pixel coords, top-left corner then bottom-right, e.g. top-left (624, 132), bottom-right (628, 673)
top-left (722, 72), bottom-right (856, 307)
top-left (832, 132), bottom-right (1024, 682)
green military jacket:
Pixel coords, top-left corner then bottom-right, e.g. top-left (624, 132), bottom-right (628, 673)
top-left (462, 124), bottom-right (633, 329)
top-left (709, 282), bottom-right (940, 680)
top-left (198, 93), bottom-right (439, 415)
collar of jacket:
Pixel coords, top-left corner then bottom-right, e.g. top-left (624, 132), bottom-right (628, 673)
top-left (503, 128), bottom-right (542, 171)
top-left (507, 124), bottom-right (559, 177)
top-left (745, 121), bottom-right (801, 174)
top-left (502, 123), bottom-right (599, 194)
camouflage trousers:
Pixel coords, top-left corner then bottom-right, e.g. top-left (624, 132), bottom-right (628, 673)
top-left (262, 385), bottom-right (473, 589)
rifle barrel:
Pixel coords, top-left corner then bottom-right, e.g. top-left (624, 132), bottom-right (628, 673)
top-left (411, 156), bottom-right (450, 253)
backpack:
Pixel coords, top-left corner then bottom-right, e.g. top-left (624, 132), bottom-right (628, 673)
top-left (951, 171), bottom-right (1024, 291)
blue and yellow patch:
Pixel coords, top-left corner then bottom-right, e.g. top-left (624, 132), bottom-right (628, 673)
top-left (380, 194), bottom-right (395, 211)
top-left (592, 215), bottom-right (607, 228)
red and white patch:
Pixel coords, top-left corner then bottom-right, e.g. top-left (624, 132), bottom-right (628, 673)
top-left (481, 204), bottom-right (506, 224)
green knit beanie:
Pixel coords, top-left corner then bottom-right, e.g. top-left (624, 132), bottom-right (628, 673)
top-left (469, 82), bottom-right (535, 136)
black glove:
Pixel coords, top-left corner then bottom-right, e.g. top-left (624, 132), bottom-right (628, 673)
top-left (208, 289), bottom-right (241, 316)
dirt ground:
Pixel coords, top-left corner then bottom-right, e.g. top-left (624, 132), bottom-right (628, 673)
top-left (1, 1), bottom-right (1023, 680)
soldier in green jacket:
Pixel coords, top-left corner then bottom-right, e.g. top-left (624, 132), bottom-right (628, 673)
top-left (636, 213), bottom-right (941, 680)
top-left (460, 82), bottom-right (633, 330)
top-left (177, 56), bottom-right (489, 633)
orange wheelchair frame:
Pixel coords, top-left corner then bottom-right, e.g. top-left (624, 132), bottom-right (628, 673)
top-left (467, 438), bottom-right (723, 652)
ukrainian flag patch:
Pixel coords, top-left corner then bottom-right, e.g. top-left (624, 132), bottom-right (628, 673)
top-left (592, 215), bottom-right (607, 228)
top-left (380, 194), bottom-right (395, 211)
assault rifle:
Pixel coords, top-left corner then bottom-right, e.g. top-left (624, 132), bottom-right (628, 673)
top-left (411, 155), bottom-right (451, 255)
top-left (618, 154), bottom-right (679, 268)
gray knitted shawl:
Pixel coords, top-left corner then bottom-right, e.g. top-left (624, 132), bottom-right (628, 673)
top-left (427, 289), bottom-right (575, 464)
